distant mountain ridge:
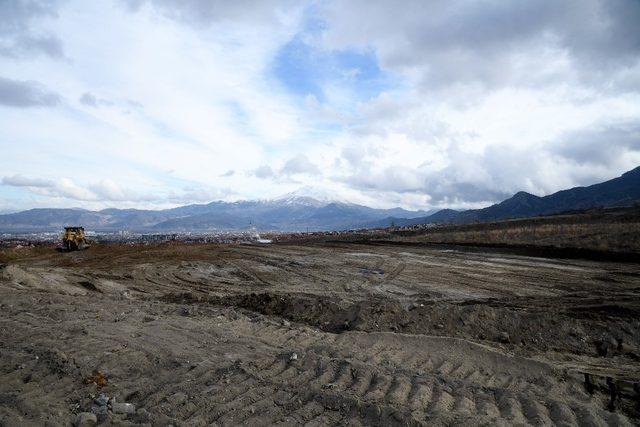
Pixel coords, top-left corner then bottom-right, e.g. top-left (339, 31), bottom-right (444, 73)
top-left (2, 167), bottom-right (638, 233)
top-left (0, 196), bottom-right (433, 233)
top-left (377, 166), bottom-right (640, 227)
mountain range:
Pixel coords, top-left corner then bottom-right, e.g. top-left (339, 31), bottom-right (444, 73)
top-left (374, 166), bottom-right (640, 227)
top-left (0, 194), bottom-right (434, 233)
top-left (1, 166), bottom-right (638, 233)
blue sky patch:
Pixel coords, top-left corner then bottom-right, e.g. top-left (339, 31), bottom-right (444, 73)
top-left (272, 36), bottom-right (391, 104)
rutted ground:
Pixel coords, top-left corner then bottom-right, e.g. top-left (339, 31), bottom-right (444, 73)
top-left (1, 242), bottom-right (639, 425)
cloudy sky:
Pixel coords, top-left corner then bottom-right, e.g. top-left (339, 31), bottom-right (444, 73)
top-left (1, 0), bottom-right (639, 212)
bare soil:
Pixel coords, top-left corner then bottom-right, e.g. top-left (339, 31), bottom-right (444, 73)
top-left (1, 241), bottom-right (640, 426)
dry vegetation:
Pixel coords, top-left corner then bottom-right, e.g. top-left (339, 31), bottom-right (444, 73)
top-left (386, 207), bottom-right (640, 254)
top-left (397, 222), bottom-right (640, 253)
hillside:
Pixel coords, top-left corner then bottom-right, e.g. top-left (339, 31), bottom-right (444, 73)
top-left (404, 166), bottom-right (640, 225)
top-left (0, 198), bottom-right (429, 233)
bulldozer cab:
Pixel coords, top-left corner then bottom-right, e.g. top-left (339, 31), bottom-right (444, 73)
top-left (62, 226), bottom-right (88, 251)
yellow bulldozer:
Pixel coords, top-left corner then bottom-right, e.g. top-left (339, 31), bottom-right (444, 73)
top-left (62, 226), bottom-right (89, 251)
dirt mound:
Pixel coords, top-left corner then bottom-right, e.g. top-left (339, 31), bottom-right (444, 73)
top-left (160, 289), bottom-right (640, 370)
top-left (162, 291), bottom-right (413, 334)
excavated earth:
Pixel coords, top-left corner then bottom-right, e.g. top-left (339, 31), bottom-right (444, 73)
top-left (1, 241), bottom-right (640, 426)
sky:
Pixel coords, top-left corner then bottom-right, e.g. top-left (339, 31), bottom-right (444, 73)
top-left (1, 0), bottom-right (639, 213)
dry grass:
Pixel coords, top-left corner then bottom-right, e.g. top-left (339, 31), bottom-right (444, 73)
top-left (0, 245), bottom-right (57, 264)
top-left (0, 248), bottom-right (30, 264)
top-left (399, 221), bottom-right (640, 253)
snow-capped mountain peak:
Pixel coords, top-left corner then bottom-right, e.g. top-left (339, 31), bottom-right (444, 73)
top-left (274, 186), bottom-right (346, 206)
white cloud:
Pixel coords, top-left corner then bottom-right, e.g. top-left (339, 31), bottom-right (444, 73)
top-left (0, 0), bottom-right (66, 59)
top-left (281, 154), bottom-right (320, 176)
top-left (1, 174), bottom-right (235, 209)
top-left (251, 165), bottom-right (275, 179)
top-left (2, 175), bottom-right (53, 188)
top-left (0, 0), bottom-right (639, 212)
top-left (316, 0), bottom-right (640, 93)
top-left (0, 76), bottom-right (60, 107)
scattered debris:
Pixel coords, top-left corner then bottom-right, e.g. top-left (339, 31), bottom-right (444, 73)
top-left (94, 393), bottom-right (109, 407)
top-left (84, 371), bottom-right (107, 389)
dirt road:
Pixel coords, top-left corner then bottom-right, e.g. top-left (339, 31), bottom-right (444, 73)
top-left (1, 242), bottom-right (639, 425)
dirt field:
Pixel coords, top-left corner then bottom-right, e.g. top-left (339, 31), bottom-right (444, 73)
top-left (1, 241), bottom-right (640, 426)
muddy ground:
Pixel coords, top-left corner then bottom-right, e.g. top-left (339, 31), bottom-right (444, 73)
top-left (1, 241), bottom-right (640, 426)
